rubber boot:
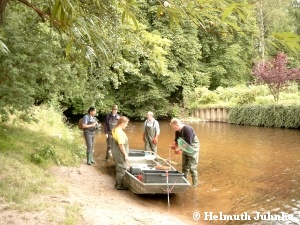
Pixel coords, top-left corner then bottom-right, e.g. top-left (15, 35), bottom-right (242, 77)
top-left (87, 153), bottom-right (92, 165)
top-left (115, 180), bottom-right (128, 190)
top-left (90, 153), bottom-right (95, 164)
top-left (192, 177), bottom-right (198, 187)
top-left (105, 149), bottom-right (110, 160)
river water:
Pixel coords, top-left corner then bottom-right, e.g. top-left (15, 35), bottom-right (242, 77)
top-left (95, 121), bottom-right (300, 224)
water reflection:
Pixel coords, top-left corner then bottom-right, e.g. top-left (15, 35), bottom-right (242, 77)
top-left (95, 121), bottom-right (300, 224)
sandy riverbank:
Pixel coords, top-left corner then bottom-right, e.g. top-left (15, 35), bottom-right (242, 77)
top-left (0, 160), bottom-right (198, 225)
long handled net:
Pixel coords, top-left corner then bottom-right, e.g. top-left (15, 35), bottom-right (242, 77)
top-left (177, 137), bottom-right (195, 154)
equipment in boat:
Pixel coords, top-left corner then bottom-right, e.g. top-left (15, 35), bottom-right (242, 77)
top-left (123, 150), bottom-right (191, 194)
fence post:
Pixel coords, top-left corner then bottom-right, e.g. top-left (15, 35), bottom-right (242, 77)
top-left (192, 108), bottom-right (228, 122)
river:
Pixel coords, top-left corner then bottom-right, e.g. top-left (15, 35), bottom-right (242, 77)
top-left (95, 121), bottom-right (300, 224)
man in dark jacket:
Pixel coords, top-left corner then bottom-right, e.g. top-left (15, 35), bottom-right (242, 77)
top-left (104, 105), bottom-right (120, 160)
top-left (169, 118), bottom-right (200, 187)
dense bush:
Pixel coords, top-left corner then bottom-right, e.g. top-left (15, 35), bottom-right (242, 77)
top-left (183, 84), bottom-right (299, 110)
top-left (236, 90), bottom-right (257, 105)
top-left (199, 92), bottom-right (220, 105)
top-left (228, 104), bottom-right (300, 128)
top-left (31, 145), bottom-right (60, 165)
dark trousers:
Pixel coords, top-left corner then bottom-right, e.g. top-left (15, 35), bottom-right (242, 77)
top-left (84, 131), bottom-right (94, 154)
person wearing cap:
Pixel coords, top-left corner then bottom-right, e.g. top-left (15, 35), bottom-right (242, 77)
top-left (82, 107), bottom-right (99, 165)
top-left (169, 118), bottom-right (200, 187)
top-left (143, 111), bottom-right (160, 153)
top-left (104, 105), bottom-right (120, 160)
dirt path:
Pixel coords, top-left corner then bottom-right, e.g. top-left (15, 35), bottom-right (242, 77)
top-left (0, 161), bottom-right (195, 225)
top-left (52, 163), bottom-right (193, 225)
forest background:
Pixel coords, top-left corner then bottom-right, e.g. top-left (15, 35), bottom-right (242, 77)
top-left (0, 0), bottom-right (299, 120)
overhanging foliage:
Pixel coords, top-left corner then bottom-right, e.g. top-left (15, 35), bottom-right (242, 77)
top-left (0, 0), bottom-right (299, 120)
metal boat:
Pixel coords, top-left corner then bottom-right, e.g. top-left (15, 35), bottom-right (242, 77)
top-left (123, 150), bottom-right (191, 194)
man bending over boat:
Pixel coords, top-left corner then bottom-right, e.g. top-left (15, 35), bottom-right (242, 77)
top-left (169, 118), bottom-right (200, 187)
top-left (111, 116), bottom-right (130, 190)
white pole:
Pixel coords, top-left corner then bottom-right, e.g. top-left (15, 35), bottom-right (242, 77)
top-left (166, 170), bottom-right (170, 207)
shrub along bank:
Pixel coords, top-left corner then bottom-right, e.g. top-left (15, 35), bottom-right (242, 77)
top-left (228, 104), bottom-right (300, 128)
top-left (0, 105), bottom-right (84, 204)
top-left (183, 84), bottom-right (300, 128)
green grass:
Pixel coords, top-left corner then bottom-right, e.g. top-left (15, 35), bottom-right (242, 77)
top-left (63, 204), bottom-right (81, 225)
top-left (0, 154), bottom-right (67, 203)
top-left (0, 105), bottom-right (84, 204)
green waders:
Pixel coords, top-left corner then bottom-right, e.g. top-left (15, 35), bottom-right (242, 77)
top-left (111, 136), bottom-right (129, 189)
top-left (144, 121), bottom-right (157, 153)
top-left (182, 135), bottom-right (200, 187)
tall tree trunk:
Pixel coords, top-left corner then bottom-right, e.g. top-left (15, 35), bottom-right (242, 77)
top-left (258, 0), bottom-right (265, 60)
top-left (0, 0), bottom-right (9, 23)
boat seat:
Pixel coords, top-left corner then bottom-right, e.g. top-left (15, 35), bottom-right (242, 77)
top-left (128, 150), bottom-right (146, 157)
top-left (129, 166), bottom-right (142, 175)
top-left (140, 170), bottom-right (185, 183)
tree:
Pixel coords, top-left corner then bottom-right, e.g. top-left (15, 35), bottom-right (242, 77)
top-left (0, 0), bottom-right (255, 62)
top-left (1, 0), bottom-right (299, 119)
top-left (255, 0), bottom-right (300, 59)
top-left (253, 52), bottom-right (300, 102)
top-left (85, 23), bottom-right (180, 117)
top-left (0, 7), bottom-right (87, 119)
top-left (0, 0), bottom-right (254, 118)
top-left (290, 0), bottom-right (300, 35)
top-left (0, 37), bottom-right (8, 53)
top-left (197, 13), bottom-right (257, 89)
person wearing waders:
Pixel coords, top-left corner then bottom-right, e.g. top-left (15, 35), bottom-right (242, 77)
top-left (82, 107), bottom-right (98, 165)
top-left (169, 118), bottom-right (200, 187)
top-left (111, 116), bottom-right (130, 190)
top-left (143, 111), bottom-right (160, 153)
top-left (104, 105), bottom-right (120, 161)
